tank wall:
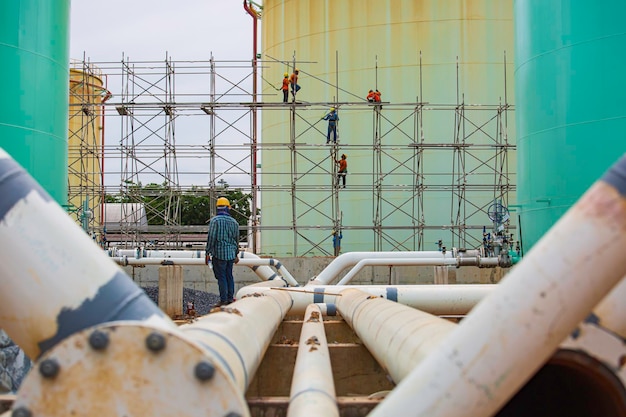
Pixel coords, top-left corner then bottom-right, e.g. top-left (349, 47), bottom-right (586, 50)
top-left (0, 1), bottom-right (70, 205)
top-left (514, 1), bottom-right (626, 252)
top-left (261, 0), bottom-right (515, 255)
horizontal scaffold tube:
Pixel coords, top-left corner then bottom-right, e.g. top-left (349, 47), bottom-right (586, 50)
top-left (179, 289), bottom-right (293, 393)
top-left (0, 149), bottom-right (174, 359)
top-left (111, 256), bottom-right (300, 286)
top-left (287, 304), bottom-right (339, 417)
top-left (336, 288), bottom-right (457, 383)
top-left (369, 154), bottom-right (626, 417)
top-left (236, 284), bottom-right (495, 316)
top-left (308, 251), bottom-right (459, 285)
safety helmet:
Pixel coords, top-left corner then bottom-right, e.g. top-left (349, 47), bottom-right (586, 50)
top-left (369, 90), bottom-right (373, 93)
top-left (330, 107), bottom-right (335, 111)
top-left (216, 197), bottom-right (231, 207)
top-left (284, 72), bottom-right (289, 77)
top-left (341, 154), bottom-right (346, 158)
top-left (295, 68), bottom-right (299, 72)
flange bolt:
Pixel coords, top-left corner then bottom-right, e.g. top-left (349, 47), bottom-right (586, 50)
top-left (145, 332), bottom-right (166, 352)
top-left (194, 361), bottom-right (215, 382)
top-left (39, 358), bottom-right (60, 379)
top-left (12, 407), bottom-right (32, 417)
top-left (89, 330), bottom-right (109, 351)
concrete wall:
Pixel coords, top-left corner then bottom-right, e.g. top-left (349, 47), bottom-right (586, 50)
top-left (123, 257), bottom-right (508, 294)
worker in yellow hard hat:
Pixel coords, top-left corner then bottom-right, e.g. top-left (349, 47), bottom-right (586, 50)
top-left (280, 72), bottom-right (290, 103)
top-left (289, 68), bottom-right (300, 101)
top-left (206, 196), bottom-right (239, 306)
top-left (322, 107), bottom-right (339, 144)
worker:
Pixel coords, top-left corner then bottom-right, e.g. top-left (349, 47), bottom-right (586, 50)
top-left (205, 197), bottom-right (240, 307)
top-left (373, 89), bottom-right (382, 103)
top-left (332, 230), bottom-right (343, 256)
top-left (289, 68), bottom-right (300, 99)
top-left (322, 107), bottom-right (339, 144)
top-left (366, 89), bottom-right (376, 102)
top-left (336, 153), bottom-right (348, 188)
top-left (280, 72), bottom-right (289, 103)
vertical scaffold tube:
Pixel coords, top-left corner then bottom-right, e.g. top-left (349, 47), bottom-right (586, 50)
top-left (287, 304), bottom-right (339, 417)
top-left (369, 154), bottom-right (626, 417)
top-left (179, 290), bottom-right (293, 393)
top-left (0, 149), bottom-right (174, 359)
top-left (335, 288), bottom-right (457, 383)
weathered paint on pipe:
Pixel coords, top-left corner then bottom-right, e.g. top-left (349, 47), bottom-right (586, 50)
top-left (368, 155), bottom-right (626, 417)
top-left (0, 149), bottom-right (173, 359)
top-left (287, 304), bottom-right (339, 417)
top-left (236, 284), bottom-right (495, 316)
top-left (179, 290), bottom-right (293, 392)
top-left (336, 288), bottom-right (457, 383)
top-left (308, 251), bottom-right (456, 285)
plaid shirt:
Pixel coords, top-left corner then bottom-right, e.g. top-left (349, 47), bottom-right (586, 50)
top-left (206, 213), bottom-right (239, 261)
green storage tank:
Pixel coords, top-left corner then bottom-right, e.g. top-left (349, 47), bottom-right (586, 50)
top-left (0, 1), bottom-right (71, 205)
top-left (515, 1), bottom-right (626, 253)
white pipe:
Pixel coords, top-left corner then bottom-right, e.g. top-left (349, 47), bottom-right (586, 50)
top-left (368, 158), bottom-right (626, 417)
top-left (308, 251), bottom-right (456, 285)
top-left (111, 256), bottom-right (300, 286)
top-left (287, 304), bottom-right (339, 417)
top-left (336, 258), bottom-right (459, 285)
top-left (179, 289), bottom-right (293, 392)
top-left (336, 288), bottom-right (457, 383)
top-left (0, 149), bottom-right (175, 359)
top-left (591, 275), bottom-right (626, 339)
top-left (236, 284), bottom-right (495, 316)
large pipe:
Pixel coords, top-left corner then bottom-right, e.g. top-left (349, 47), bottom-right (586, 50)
top-left (0, 149), bottom-right (174, 359)
top-left (308, 251), bottom-right (458, 285)
top-left (369, 155), bottom-right (626, 417)
top-left (336, 288), bottom-right (457, 383)
top-left (237, 284), bottom-right (495, 316)
top-left (287, 304), bottom-right (339, 417)
top-left (179, 289), bottom-right (293, 392)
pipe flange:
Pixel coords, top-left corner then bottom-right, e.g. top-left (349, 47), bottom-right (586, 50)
top-left (13, 322), bottom-right (249, 417)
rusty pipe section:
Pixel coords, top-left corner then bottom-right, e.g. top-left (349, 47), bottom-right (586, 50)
top-left (236, 284), bottom-right (495, 316)
top-left (369, 154), bottom-right (626, 417)
top-left (0, 149), bottom-right (173, 359)
top-left (336, 288), bottom-right (457, 383)
top-left (287, 304), bottom-right (339, 417)
top-left (178, 289), bottom-right (293, 393)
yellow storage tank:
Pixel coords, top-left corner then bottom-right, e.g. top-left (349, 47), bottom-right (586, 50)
top-left (68, 63), bottom-right (109, 238)
top-left (261, 0), bottom-right (515, 256)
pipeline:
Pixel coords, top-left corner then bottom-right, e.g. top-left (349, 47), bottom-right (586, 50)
top-left (0, 149), bottom-right (174, 359)
top-left (368, 154), bottom-right (626, 417)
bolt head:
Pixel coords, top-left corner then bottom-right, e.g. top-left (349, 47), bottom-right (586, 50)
top-left (39, 358), bottom-right (60, 379)
top-left (145, 332), bottom-right (166, 352)
top-left (12, 407), bottom-right (32, 417)
top-left (89, 330), bottom-right (109, 351)
top-left (194, 361), bottom-right (215, 382)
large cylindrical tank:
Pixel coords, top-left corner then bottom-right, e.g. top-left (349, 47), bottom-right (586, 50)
top-left (68, 66), bottom-right (106, 232)
top-left (0, 1), bottom-right (70, 205)
top-left (515, 1), bottom-right (626, 252)
top-left (261, 0), bottom-right (515, 255)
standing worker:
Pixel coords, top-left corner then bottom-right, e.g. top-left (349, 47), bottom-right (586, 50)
top-left (205, 197), bottom-right (240, 307)
top-left (322, 107), bottom-right (340, 144)
top-left (332, 230), bottom-right (343, 256)
top-left (289, 68), bottom-right (300, 100)
top-left (336, 153), bottom-right (348, 188)
top-left (280, 72), bottom-right (289, 103)
top-left (366, 89), bottom-right (376, 102)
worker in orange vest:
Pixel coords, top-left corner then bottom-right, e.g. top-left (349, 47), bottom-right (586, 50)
top-left (280, 72), bottom-right (289, 103)
top-left (367, 89), bottom-right (376, 102)
top-left (289, 68), bottom-right (300, 100)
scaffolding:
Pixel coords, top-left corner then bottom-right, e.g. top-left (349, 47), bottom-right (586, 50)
top-left (69, 54), bottom-right (515, 255)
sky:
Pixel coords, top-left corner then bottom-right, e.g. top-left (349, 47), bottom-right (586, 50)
top-left (69, 0), bottom-right (262, 188)
top-left (70, 0), bottom-right (257, 62)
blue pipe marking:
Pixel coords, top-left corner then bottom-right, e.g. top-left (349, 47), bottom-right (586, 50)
top-left (0, 158), bottom-right (52, 220)
top-left (313, 287), bottom-right (324, 304)
top-left (38, 271), bottom-right (167, 356)
top-left (290, 387), bottom-right (336, 403)
top-left (326, 303), bottom-right (337, 316)
top-left (602, 155), bottom-right (626, 197)
top-left (386, 287), bottom-right (398, 302)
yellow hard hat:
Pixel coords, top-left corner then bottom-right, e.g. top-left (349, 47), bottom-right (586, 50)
top-left (284, 72), bottom-right (289, 77)
top-left (330, 107), bottom-right (335, 111)
top-left (216, 197), bottom-right (231, 207)
top-left (295, 68), bottom-right (299, 72)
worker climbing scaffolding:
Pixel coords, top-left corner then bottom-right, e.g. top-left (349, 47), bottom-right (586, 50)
top-left (322, 107), bottom-right (339, 144)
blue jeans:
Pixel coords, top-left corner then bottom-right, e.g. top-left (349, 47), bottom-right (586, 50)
top-left (327, 124), bottom-right (337, 142)
top-left (212, 258), bottom-right (235, 302)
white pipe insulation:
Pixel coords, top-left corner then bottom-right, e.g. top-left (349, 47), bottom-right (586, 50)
top-left (369, 154), bottom-right (626, 417)
top-left (0, 149), bottom-right (175, 359)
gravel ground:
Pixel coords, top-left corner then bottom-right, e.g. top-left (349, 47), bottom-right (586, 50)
top-left (142, 286), bottom-right (220, 316)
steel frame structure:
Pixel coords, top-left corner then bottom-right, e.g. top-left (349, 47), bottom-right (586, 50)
top-left (69, 54), bottom-right (514, 255)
